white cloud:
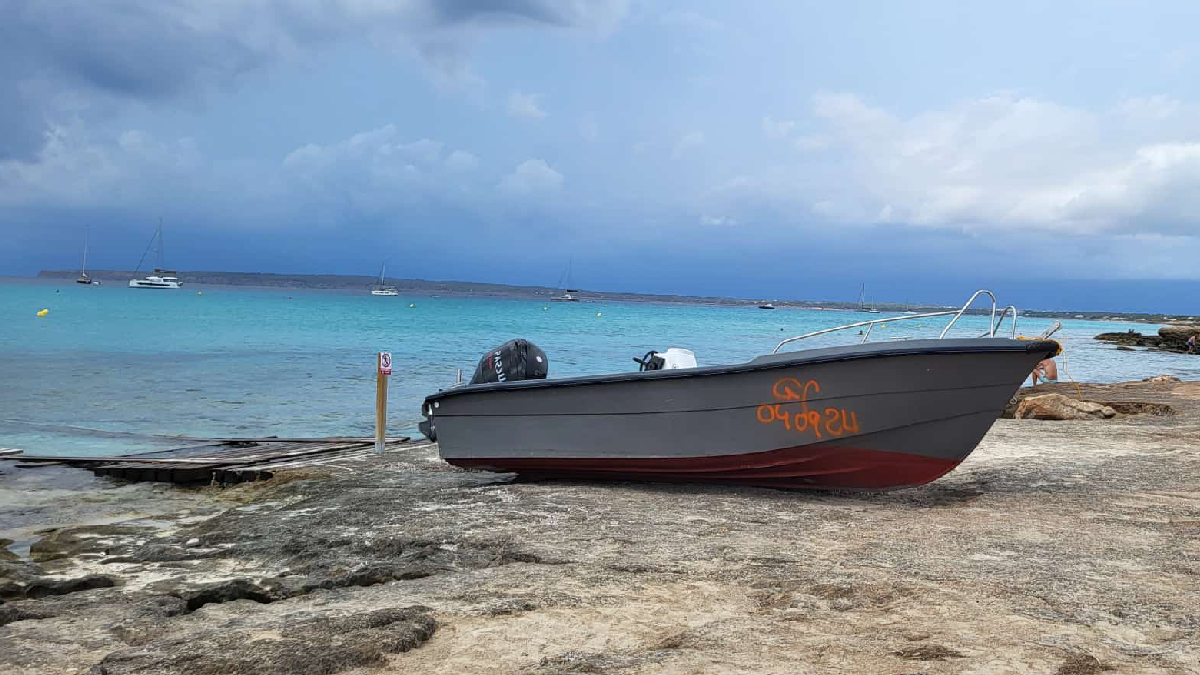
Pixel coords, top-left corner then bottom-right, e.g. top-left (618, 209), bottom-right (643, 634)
top-left (445, 149), bottom-right (479, 171)
top-left (790, 92), bottom-right (1200, 235)
top-left (1, 1), bottom-right (632, 161)
top-left (507, 91), bottom-right (548, 119)
top-left (660, 10), bottom-right (723, 33)
top-left (282, 125), bottom-right (452, 190)
top-left (674, 131), bottom-right (705, 157)
top-left (699, 215), bottom-right (739, 227)
top-left (761, 116), bottom-right (795, 139)
top-left (0, 124), bottom-right (204, 208)
top-left (498, 158), bottom-right (563, 194)
top-left (396, 138), bottom-right (444, 163)
top-left (793, 135), bottom-right (829, 151)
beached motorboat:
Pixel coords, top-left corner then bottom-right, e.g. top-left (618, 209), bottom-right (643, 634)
top-left (420, 291), bottom-right (1057, 491)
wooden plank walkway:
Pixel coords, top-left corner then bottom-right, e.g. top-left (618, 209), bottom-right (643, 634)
top-left (0, 436), bottom-right (417, 485)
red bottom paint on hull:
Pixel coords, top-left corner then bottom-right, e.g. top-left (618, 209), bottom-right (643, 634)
top-left (446, 444), bottom-right (962, 491)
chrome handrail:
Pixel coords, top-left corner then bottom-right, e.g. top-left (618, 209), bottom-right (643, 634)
top-left (773, 310), bottom-right (957, 353)
top-left (772, 289), bottom-right (1014, 354)
top-left (1038, 320), bottom-right (1062, 339)
top-left (937, 289), bottom-right (997, 339)
top-left (984, 305), bottom-right (1018, 339)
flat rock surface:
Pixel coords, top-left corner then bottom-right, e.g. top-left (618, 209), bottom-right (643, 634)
top-left (2, 383), bottom-right (1199, 674)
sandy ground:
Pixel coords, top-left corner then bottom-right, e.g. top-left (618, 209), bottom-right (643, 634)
top-left (2, 381), bottom-right (1199, 675)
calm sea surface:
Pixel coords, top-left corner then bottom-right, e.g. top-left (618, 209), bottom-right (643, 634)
top-left (1, 277), bottom-right (1196, 458)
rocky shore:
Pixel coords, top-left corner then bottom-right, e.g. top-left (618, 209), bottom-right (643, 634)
top-left (1096, 324), bottom-right (1200, 354)
top-left (3, 380), bottom-right (1199, 674)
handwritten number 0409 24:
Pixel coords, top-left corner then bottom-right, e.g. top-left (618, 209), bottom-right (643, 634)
top-left (755, 378), bottom-right (859, 439)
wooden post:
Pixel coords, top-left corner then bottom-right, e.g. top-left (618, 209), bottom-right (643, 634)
top-left (375, 351), bottom-right (391, 454)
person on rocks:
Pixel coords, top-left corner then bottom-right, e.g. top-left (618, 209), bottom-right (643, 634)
top-left (1031, 358), bottom-right (1058, 385)
top-left (1189, 333), bottom-right (1197, 354)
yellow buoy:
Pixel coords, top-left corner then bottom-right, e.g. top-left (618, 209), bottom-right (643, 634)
top-left (197, 291), bottom-right (202, 296)
top-left (596, 312), bottom-right (602, 317)
top-left (409, 303), bottom-right (415, 308)
top-left (36, 308), bottom-right (49, 317)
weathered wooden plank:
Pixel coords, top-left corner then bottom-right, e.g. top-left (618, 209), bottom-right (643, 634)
top-left (10, 436), bottom-right (422, 485)
top-left (155, 436), bottom-right (411, 444)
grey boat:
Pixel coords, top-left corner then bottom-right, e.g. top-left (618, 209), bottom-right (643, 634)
top-left (421, 291), bottom-right (1059, 490)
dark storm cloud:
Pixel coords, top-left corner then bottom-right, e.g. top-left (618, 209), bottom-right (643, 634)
top-left (0, 0), bottom-right (626, 160)
top-left (429, 0), bottom-right (627, 27)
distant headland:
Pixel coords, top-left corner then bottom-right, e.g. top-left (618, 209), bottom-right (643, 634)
top-left (34, 269), bottom-right (1198, 324)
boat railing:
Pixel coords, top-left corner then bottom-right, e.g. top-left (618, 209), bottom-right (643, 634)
top-left (985, 305), bottom-right (1018, 339)
top-left (772, 289), bottom-right (1018, 354)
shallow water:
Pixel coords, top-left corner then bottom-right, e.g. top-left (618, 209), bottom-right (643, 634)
top-left (1, 277), bottom-right (1196, 457)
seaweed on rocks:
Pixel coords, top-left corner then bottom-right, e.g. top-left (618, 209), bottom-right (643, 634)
top-left (90, 606), bottom-right (435, 675)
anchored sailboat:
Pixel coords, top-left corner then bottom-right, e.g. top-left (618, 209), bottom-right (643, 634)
top-left (858, 283), bottom-right (879, 313)
top-left (551, 259), bottom-right (581, 302)
top-left (128, 221), bottom-right (181, 289)
top-left (76, 226), bottom-right (95, 285)
top-left (370, 262), bottom-right (399, 296)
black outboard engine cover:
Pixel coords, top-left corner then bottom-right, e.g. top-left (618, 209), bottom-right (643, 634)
top-left (470, 339), bottom-right (548, 385)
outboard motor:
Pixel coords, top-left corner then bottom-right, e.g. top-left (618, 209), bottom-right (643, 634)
top-left (469, 339), bottom-right (549, 385)
top-left (633, 347), bottom-right (697, 372)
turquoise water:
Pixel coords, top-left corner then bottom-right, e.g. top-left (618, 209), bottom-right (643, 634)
top-left (1, 277), bottom-right (1195, 457)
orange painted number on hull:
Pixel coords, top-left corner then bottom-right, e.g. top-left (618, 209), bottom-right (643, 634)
top-left (757, 378), bottom-right (861, 439)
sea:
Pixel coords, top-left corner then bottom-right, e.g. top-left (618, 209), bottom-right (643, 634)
top-left (1, 277), bottom-right (1196, 459)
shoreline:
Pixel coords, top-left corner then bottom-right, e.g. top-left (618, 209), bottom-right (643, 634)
top-left (3, 378), bottom-right (1199, 673)
top-left (22, 272), bottom-right (1199, 324)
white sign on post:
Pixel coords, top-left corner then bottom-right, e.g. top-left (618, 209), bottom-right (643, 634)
top-left (379, 352), bottom-right (392, 375)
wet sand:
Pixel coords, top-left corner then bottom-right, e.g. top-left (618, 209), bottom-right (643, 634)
top-left (2, 380), bottom-right (1198, 674)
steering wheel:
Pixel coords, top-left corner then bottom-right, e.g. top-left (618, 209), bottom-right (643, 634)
top-left (632, 350), bottom-right (660, 372)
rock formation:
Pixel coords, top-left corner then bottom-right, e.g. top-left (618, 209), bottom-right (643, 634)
top-left (1014, 393), bottom-right (1117, 420)
top-left (1095, 324), bottom-right (1199, 353)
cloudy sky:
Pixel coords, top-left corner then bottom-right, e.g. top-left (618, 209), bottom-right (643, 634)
top-left (3, 0), bottom-right (1200, 310)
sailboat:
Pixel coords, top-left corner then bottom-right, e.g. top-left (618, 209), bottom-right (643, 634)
top-left (76, 226), bottom-right (96, 285)
top-left (858, 283), bottom-right (880, 313)
top-left (551, 259), bottom-right (581, 302)
top-left (370, 262), bottom-right (399, 296)
top-left (128, 221), bottom-right (182, 289)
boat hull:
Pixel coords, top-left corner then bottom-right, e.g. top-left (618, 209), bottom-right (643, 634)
top-left (449, 443), bottom-right (959, 490)
top-left (128, 280), bottom-right (182, 289)
top-left (424, 339), bottom-right (1059, 491)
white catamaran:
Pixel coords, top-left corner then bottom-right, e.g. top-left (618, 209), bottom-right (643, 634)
top-left (128, 222), bottom-right (182, 289)
top-left (370, 262), bottom-right (399, 296)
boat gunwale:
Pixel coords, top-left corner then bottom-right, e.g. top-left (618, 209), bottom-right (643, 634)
top-left (424, 338), bottom-right (1058, 403)
top-left (431, 382), bottom-right (1019, 418)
